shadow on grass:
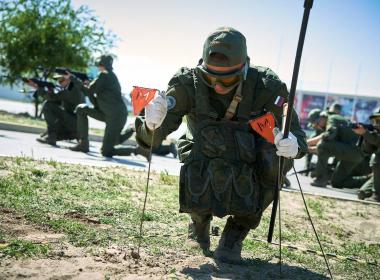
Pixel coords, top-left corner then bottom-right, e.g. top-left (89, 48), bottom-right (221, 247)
top-left (182, 258), bottom-right (329, 280)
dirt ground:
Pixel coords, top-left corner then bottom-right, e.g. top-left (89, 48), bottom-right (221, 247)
top-left (1, 195), bottom-right (379, 280)
top-left (0, 216), bottom-right (327, 280)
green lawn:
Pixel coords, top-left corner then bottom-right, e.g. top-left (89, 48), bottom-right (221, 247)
top-left (0, 157), bottom-right (379, 279)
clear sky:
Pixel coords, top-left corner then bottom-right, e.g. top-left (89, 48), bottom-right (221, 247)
top-left (73, 0), bottom-right (380, 97)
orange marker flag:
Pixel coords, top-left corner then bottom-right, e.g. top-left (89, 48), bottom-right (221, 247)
top-left (131, 86), bottom-right (158, 115)
top-left (249, 112), bottom-right (277, 144)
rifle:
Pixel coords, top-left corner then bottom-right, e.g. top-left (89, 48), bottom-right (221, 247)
top-left (21, 77), bottom-right (56, 90)
top-left (54, 67), bottom-right (90, 82)
top-left (350, 122), bottom-right (375, 131)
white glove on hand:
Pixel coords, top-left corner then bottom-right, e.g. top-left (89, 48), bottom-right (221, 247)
top-left (273, 127), bottom-right (299, 158)
top-left (145, 92), bottom-right (167, 131)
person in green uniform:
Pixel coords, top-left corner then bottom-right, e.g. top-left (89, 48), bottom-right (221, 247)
top-left (28, 74), bottom-right (85, 145)
top-left (354, 108), bottom-right (380, 202)
top-left (135, 27), bottom-right (307, 262)
top-left (70, 55), bottom-right (149, 160)
top-left (311, 106), bottom-right (366, 188)
top-left (305, 109), bottom-right (328, 176)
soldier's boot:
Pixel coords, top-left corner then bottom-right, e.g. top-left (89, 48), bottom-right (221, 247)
top-left (187, 220), bottom-right (211, 255)
top-left (135, 146), bottom-right (151, 162)
top-left (69, 139), bottom-right (89, 153)
top-left (170, 143), bottom-right (178, 158)
top-left (311, 175), bottom-right (328, 188)
top-left (36, 133), bottom-right (57, 146)
top-left (357, 189), bottom-right (372, 200)
top-left (365, 194), bottom-right (380, 203)
top-left (56, 132), bottom-right (78, 141)
top-left (39, 130), bottom-right (48, 138)
top-left (119, 127), bottom-right (134, 144)
top-left (214, 217), bottom-right (250, 263)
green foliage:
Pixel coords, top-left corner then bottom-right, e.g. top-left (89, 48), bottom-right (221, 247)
top-left (0, 0), bottom-right (117, 84)
top-left (306, 197), bottom-right (325, 218)
top-left (159, 170), bottom-right (178, 185)
top-left (0, 240), bottom-right (51, 258)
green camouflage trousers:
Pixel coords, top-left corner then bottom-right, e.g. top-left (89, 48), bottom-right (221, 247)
top-left (316, 140), bottom-right (366, 188)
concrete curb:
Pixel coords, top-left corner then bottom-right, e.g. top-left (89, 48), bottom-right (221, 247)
top-left (0, 121), bottom-right (103, 142)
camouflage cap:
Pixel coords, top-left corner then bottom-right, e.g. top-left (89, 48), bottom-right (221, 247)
top-left (369, 107), bottom-right (380, 119)
top-left (96, 55), bottom-right (113, 70)
top-left (202, 27), bottom-right (247, 67)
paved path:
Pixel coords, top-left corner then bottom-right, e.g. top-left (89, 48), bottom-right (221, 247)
top-left (1, 128), bottom-right (373, 204)
top-left (0, 98), bottom-right (186, 141)
top-left (0, 129), bottom-right (179, 175)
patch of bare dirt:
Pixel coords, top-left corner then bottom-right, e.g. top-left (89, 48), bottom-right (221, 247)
top-left (1, 192), bottom-right (379, 280)
top-left (63, 210), bottom-right (112, 230)
top-left (0, 209), bottom-right (327, 280)
top-left (0, 211), bottom-right (65, 244)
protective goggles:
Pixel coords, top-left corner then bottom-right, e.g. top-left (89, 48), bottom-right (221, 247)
top-left (195, 61), bottom-right (248, 91)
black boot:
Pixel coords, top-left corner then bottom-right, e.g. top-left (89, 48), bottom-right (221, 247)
top-left (119, 127), bottom-right (134, 144)
top-left (311, 176), bottom-right (328, 188)
top-left (135, 146), bottom-right (151, 162)
top-left (69, 140), bottom-right (89, 153)
top-left (170, 143), bottom-right (178, 158)
top-left (187, 219), bottom-right (211, 256)
top-left (36, 133), bottom-right (57, 146)
top-left (214, 217), bottom-right (250, 263)
top-left (365, 194), bottom-right (380, 203)
top-left (357, 189), bottom-right (372, 200)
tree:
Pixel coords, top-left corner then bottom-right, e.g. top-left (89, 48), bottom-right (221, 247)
top-left (0, 0), bottom-right (118, 84)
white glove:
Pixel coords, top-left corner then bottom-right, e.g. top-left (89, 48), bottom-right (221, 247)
top-left (273, 127), bottom-right (299, 158)
top-left (145, 92), bottom-right (167, 131)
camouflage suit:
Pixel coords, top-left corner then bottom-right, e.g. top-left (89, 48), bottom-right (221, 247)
top-left (314, 112), bottom-right (368, 188)
top-left (73, 55), bottom-right (148, 159)
top-left (136, 28), bottom-right (307, 262)
top-left (37, 77), bottom-right (85, 143)
top-left (357, 109), bottom-right (380, 202)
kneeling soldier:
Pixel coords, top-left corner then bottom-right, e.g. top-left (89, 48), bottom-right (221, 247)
top-left (136, 27), bottom-right (307, 262)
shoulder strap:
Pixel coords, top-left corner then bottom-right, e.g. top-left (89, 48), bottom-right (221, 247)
top-left (223, 83), bottom-right (243, 120)
top-left (223, 68), bottom-right (259, 122)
